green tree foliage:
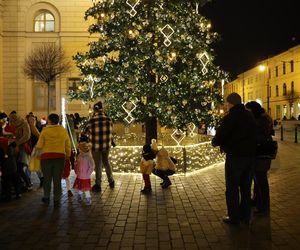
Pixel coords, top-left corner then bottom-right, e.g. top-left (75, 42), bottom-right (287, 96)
top-left (69, 0), bottom-right (227, 133)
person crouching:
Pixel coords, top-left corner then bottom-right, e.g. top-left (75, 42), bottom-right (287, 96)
top-left (152, 147), bottom-right (176, 188)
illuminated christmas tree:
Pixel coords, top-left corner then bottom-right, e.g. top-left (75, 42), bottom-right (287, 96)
top-left (69, 0), bottom-right (227, 143)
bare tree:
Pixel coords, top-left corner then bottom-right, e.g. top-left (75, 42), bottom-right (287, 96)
top-left (23, 43), bottom-right (70, 115)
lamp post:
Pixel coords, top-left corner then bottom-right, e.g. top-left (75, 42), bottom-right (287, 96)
top-left (259, 64), bottom-right (270, 115)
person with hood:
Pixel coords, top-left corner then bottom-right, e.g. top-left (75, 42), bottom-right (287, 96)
top-left (245, 101), bottom-right (274, 215)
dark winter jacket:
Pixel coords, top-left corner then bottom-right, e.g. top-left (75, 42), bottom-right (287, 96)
top-left (255, 113), bottom-right (273, 144)
top-left (212, 104), bottom-right (257, 157)
top-left (0, 142), bottom-right (17, 176)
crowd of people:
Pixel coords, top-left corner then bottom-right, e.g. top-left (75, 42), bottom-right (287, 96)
top-left (0, 110), bottom-right (91, 205)
top-left (1, 97), bottom-right (275, 225)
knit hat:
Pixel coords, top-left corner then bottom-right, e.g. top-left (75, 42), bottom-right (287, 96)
top-left (93, 101), bottom-right (103, 112)
top-left (226, 92), bottom-right (242, 105)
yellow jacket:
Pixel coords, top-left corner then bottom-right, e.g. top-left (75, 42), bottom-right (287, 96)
top-left (140, 158), bottom-right (154, 175)
top-left (155, 147), bottom-right (176, 172)
top-left (36, 125), bottom-right (71, 157)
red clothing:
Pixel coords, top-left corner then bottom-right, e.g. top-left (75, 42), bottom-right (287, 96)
top-left (0, 137), bottom-right (9, 155)
top-left (73, 178), bottom-right (91, 191)
top-left (4, 124), bottom-right (16, 135)
top-left (62, 159), bottom-right (71, 179)
top-left (40, 153), bottom-right (65, 160)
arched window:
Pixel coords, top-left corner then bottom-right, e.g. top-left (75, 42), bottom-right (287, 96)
top-left (34, 11), bottom-right (55, 32)
top-left (283, 83), bottom-right (287, 96)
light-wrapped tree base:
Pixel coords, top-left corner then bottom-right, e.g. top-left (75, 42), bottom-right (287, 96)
top-left (110, 134), bottom-right (224, 173)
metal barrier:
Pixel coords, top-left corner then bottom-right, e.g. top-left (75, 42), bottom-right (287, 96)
top-left (277, 125), bottom-right (299, 143)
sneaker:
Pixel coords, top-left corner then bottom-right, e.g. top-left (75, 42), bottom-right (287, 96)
top-left (161, 180), bottom-right (172, 189)
top-left (86, 198), bottom-right (92, 206)
top-left (222, 216), bottom-right (239, 225)
top-left (92, 184), bottom-right (101, 193)
top-left (141, 187), bottom-right (152, 194)
top-left (109, 180), bottom-right (115, 188)
top-left (41, 197), bottom-right (50, 205)
top-left (68, 190), bottom-right (73, 197)
top-left (77, 194), bottom-right (83, 203)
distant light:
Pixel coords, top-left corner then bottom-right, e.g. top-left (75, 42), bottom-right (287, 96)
top-left (259, 65), bottom-right (266, 72)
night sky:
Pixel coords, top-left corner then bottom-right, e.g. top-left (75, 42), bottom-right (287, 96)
top-left (201, 0), bottom-right (299, 78)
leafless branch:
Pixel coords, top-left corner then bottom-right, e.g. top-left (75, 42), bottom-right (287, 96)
top-left (23, 43), bottom-right (70, 84)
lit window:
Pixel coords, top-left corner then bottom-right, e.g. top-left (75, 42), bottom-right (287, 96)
top-left (68, 78), bottom-right (82, 92)
top-left (34, 11), bottom-right (54, 32)
top-left (33, 81), bottom-right (56, 111)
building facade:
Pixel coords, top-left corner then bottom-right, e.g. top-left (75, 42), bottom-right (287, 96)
top-left (0, 0), bottom-right (97, 117)
top-left (225, 44), bottom-right (300, 120)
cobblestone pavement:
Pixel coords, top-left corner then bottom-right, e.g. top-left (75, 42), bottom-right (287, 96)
top-left (1, 140), bottom-right (300, 250)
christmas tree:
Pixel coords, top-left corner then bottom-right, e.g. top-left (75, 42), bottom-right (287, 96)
top-left (69, 0), bottom-right (227, 143)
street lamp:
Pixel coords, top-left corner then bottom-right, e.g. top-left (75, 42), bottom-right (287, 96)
top-left (259, 63), bottom-right (270, 115)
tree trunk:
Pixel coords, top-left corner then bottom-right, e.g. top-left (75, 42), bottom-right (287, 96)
top-left (145, 116), bottom-right (157, 144)
top-left (144, 0), bottom-right (157, 145)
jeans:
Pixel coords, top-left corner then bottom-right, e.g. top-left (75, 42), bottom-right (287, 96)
top-left (225, 155), bottom-right (254, 222)
top-left (92, 150), bottom-right (114, 185)
top-left (253, 158), bottom-right (271, 212)
top-left (41, 158), bottom-right (65, 202)
top-left (152, 169), bottom-right (175, 183)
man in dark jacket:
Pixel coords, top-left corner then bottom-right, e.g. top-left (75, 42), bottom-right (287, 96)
top-left (212, 93), bottom-right (257, 225)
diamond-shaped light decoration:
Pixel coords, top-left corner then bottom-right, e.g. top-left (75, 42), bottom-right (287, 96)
top-left (160, 24), bottom-right (175, 47)
top-left (160, 75), bottom-right (169, 83)
top-left (126, 0), bottom-right (140, 17)
top-left (187, 123), bottom-right (196, 137)
top-left (199, 52), bottom-right (209, 75)
top-left (171, 129), bottom-right (186, 146)
top-left (122, 100), bottom-right (137, 124)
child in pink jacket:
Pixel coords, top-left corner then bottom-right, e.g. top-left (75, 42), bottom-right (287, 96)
top-left (73, 135), bottom-right (94, 205)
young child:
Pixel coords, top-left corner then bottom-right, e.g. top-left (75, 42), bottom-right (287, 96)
top-left (73, 135), bottom-right (94, 205)
top-left (140, 144), bottom-right (156, 194)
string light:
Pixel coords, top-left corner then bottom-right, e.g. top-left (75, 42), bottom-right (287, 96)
top-left (109, 139), bottom-right (225, 174)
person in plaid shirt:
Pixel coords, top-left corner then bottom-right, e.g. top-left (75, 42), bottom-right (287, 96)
top-left (86, 101), bottom-right (115, 192)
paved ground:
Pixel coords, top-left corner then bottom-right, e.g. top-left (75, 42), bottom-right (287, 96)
top-left (1, 138), bottom-right (300, 250)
